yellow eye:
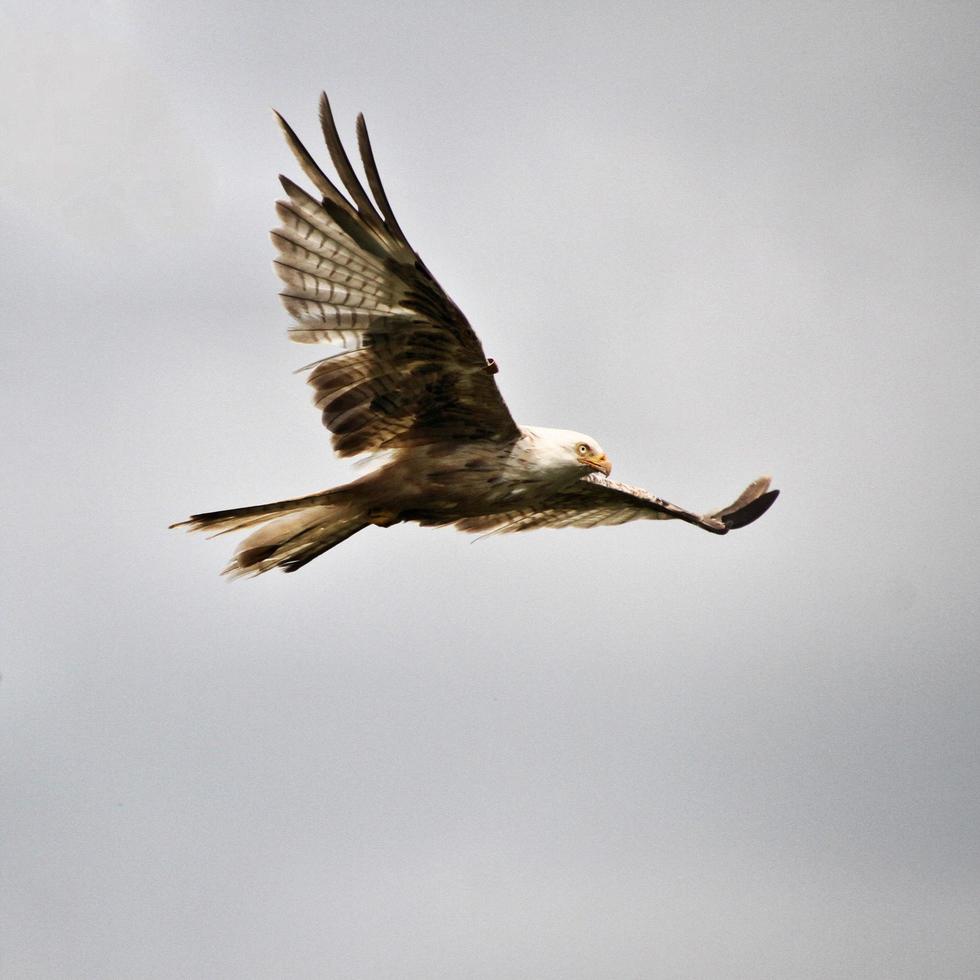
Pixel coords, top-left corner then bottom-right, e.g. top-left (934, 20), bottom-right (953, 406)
top-left (577, 443), bottom-right (589, 455)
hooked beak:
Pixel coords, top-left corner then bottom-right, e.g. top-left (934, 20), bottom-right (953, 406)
top-left (582, 452), bottom-right (612, 477)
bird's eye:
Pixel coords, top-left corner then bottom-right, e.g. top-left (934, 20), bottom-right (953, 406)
top-left (577, 443), bottom-right (589, 455)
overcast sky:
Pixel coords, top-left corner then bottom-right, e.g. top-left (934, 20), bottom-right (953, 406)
top-left (2, 2), bottom-right (979, 977)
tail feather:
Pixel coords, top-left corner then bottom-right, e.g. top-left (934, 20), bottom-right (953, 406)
top-left (170, 491), bottom-right (333, 536)
top-left (224, 505), bottom-right (367, 578)
top-left (171, 492), bottom-right (367, 577)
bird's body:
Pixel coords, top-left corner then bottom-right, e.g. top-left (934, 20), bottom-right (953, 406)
top-left (173, 94), bottom-right (778, 576)
top-left (369, 428), bottom-right (600, 523)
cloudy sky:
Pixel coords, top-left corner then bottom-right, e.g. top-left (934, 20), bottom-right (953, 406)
top-left (2, 1), bottom-right (978, 977)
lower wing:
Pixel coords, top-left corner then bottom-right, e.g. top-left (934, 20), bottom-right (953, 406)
top-left (456, 474), bottom-right (778, 535)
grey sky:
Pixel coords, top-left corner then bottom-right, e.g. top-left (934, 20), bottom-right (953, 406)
top-left (2, 1), bottom-right (978, 977)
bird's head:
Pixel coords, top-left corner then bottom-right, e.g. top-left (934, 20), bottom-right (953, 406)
top-left (522, 426), bottom-right (612, 478)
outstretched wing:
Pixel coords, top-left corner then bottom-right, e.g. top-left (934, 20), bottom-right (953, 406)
top-left (273, 93), bottom-right (520, 457)
top-left (456, 475), bottom-right (779, 535)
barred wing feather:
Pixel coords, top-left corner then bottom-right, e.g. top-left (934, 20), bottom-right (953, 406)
top-left (273, 94), bottom-right (520, 457)
top-left (457, 475), bottom-right (778, 536)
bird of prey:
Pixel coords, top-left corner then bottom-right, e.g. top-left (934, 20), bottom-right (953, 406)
top-left (172, 93), bottom-right (778, 577)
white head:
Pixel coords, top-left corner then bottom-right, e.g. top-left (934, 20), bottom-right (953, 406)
top-left (520, 426), bottom-right (612, 478)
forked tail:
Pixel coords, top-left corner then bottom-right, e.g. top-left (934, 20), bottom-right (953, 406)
top-left (171, 491), bottom-right (368, 577)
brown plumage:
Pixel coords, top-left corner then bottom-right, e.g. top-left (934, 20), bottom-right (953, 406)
top-left (172, 93), bottom-right (778, 577)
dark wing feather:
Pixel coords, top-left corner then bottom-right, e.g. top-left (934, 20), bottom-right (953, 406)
top-left (456, 475), bottom-right (779, 535)
top-left (273, 94), bottom-right (520, 457)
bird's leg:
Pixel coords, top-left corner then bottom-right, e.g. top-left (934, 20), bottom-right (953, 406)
top-left (367, 508), bottom-right (401, 528)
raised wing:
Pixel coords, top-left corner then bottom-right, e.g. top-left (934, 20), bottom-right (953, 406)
top-left (273, 93), bottom-right (520, 456)
top-left (456, 475), bottom-right (779, 535)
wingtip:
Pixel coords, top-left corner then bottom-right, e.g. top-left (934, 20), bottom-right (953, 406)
top-left (318, 90), bottom-right (332, 125)
top-left (721, 487), bottom-right (779, 531)
top-left (706, 475), bottom-right (780, 531)
top-left (272, 110), bottom-right (307, 154)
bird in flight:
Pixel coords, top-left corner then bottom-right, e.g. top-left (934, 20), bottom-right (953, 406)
top-left (173, 93), bottom-right (778, 577)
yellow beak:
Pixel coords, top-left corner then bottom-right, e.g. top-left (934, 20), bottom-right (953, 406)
top-left (583, 452), bottom-right (612, 476)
